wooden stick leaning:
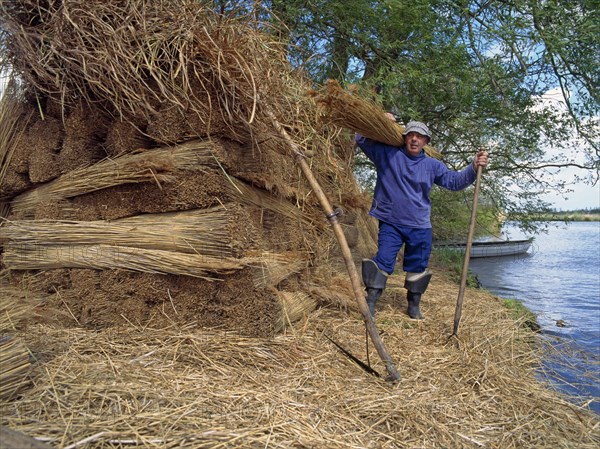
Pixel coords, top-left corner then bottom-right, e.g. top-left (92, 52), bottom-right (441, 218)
top-left (267, 111), bottom-right (401, 382)
top-left (451, 165), bottom-right (483, 337)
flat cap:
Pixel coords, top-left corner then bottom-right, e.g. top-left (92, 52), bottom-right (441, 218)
top-left (402, 121), bottom-right (431, 142)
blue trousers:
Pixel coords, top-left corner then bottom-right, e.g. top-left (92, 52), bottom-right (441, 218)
top-left (372, 221), bottom-right (432, 275)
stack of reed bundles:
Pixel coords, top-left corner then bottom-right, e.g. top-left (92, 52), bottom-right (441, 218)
top-left (0, 0), bottom-right (361, 337)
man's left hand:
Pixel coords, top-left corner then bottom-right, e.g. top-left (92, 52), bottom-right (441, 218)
top-left (473, 150), bottom-right (489, 168)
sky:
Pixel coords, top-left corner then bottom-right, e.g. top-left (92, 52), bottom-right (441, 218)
top-left (533, 89), bottom-right (599, 211)
top-left (541, 182), bottom-right (600, 211)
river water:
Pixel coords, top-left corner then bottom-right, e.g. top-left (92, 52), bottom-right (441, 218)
top-left (467, 221), bottom-right (600, 414)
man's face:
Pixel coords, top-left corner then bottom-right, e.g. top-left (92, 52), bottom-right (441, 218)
top-left (404, 132), bottom-right (429, 156)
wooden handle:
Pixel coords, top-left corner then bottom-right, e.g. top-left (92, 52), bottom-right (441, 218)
top-left (452, 165), bottom-right (483, 336)
top-left (267, 111), bottom-right (401, 381)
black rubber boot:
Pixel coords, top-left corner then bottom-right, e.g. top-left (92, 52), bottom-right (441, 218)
top-left (404, 271), bottom-right (431, 320)
top-left (361, 259), bottom-right (388, 318)
top-left (366, 288), bottom-right (383, 317)
top-left (406, 292), bottom-right (423, 320)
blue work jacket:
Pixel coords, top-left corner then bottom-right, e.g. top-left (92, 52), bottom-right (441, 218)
top-left (356, 134), bottom-right (477, 228)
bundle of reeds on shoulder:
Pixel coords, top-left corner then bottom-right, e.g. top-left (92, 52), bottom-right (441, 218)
top-left (311, 79), bottom-right (440, 158)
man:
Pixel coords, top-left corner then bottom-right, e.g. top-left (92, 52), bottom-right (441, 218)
top-left (356, 117), bottom-right (488, 319)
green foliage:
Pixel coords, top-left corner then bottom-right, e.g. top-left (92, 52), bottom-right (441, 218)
top-left (209, 1), bottom-right (598, 232)
top-left (253, 0), bottom-right (599, 231)
top-left (430, 248), bottom-right (480, 287)
top-left (430, 186), bottom-right (502, 241)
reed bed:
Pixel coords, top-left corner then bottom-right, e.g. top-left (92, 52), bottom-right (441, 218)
top-left (1, 206), bottom-right (234, 258)
top-left (311, 80), bottom-right (441, 158)
top-left (9, 140), bottom-right (218, 217)
top-left (1, 272), bottom-right (598, 448)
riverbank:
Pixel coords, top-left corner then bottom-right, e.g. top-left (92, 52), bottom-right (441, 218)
top-left (467, 220), bottom-right (600, 416)
top-left (1, 270), bottom-right (598, 448)
top-left (514, 211), bottom-right (600, 222)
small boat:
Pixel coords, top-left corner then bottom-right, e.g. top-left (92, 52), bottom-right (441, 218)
top-left (436, 238), bottom-right (533, 258)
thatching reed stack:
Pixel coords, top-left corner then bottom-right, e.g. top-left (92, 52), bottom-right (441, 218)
top-left (0, 0), bottom-right (365, 336)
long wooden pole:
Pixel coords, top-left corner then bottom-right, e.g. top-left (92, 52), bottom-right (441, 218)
top-left (268, 113), bottom-right (401, 381)
top-left (451, 165), bottom-right (483, 337)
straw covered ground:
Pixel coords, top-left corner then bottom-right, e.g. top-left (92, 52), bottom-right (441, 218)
top-left (1, 272), bottom-right (599, 448)
top-left (0, 1), bottom-right (599, 447)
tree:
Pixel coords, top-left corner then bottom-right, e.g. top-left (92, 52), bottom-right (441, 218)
top-left (212, 0), bottom-right (599, 231)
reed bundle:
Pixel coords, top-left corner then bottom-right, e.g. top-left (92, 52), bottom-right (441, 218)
top-left (311, 80), bottom-right (441, 158)
top-left (229, 179), bottom-right (310, 225)
top-left (249, 252), bottom-right (309, 287)
top-left (3, 275), bottom-right (598, 448)
top-left (0, 80), bottom-right (29, 190)
top-left (2, 206), bottom-right (234, 258)
top-left (0, 335), bottom-right (31, 401)
top-left (2, 244), bottom-right (243, 281)
top-left (3, 243), bottom-right (308, 285)
top-left (10, 140), bottom-right (218, 217)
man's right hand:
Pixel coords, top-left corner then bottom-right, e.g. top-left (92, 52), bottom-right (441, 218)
top-left (385, 112), bottom-right (396, 122)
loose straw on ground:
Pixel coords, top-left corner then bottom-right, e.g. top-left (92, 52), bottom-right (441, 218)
top-left (1, 272), bottom-right (598, 448)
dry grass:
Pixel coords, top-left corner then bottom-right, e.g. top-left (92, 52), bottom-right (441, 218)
top-left (0, 272), bottom-right (598, 448)
top-left (311, 80), bottom-right (441, 158)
